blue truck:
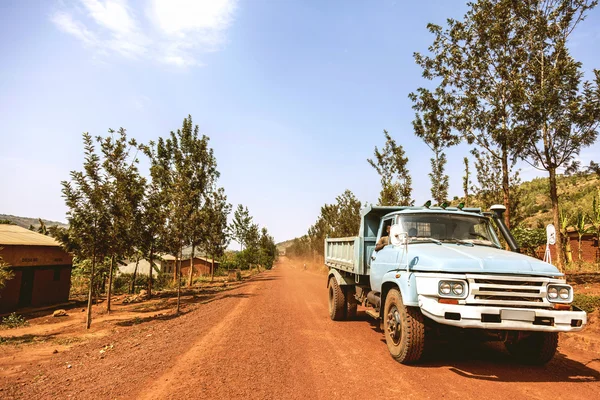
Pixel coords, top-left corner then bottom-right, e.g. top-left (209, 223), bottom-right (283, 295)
top-left (325, 204), bottom-right (587, 364)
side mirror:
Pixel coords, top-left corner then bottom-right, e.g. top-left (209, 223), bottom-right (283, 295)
top-left (390, 225), bottom-right (408, 246)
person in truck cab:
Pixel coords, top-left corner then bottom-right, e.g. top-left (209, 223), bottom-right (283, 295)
top-left (375, 225), bottom-right (391, 251)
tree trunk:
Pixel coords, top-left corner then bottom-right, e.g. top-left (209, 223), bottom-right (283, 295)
top-left (549, 167), bottom-right (564, 271)
top-left (501, 148), bottom-right (511, 229)
top-left (211, 255), bottom-right (215, 283)
top-left (176, 246), bottom-right (182, 314)
top-left (579, 235), bottom-right (583, 261)
top-left (130, 254), bottom-right (140, 294)
top-left (86, 251), bottom-right (96, 330)
top-left (148, 247), bottom-right (153, 298)
top-left (107, 255), bottom-right (114, 314)
top-left (187, 245), bottom-right (195, 287)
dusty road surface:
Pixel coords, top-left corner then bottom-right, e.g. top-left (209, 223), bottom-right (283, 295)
top-left (2, 258), bottom-right (600, 399)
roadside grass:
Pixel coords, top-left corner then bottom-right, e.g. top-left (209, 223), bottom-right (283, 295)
top-left (573, 293), bottom-right (600, 313)
top-left (0, 313), bottom-right (29, 329)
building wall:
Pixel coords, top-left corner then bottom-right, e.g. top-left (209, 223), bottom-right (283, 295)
top-left (0, 270), bottom-right (22, 312)
top-left (0, 244), bottom-right (73, 314)
top-left (535, 234), bottom-right (599, 263)
top-left (180, 258), bottom-right (218, 278)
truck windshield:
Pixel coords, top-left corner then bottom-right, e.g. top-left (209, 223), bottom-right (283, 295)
top-left (395, 213), bottom-right (501, 248)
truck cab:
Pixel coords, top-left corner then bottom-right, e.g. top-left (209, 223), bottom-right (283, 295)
top-left (325, 204), bottom-right (586, 365)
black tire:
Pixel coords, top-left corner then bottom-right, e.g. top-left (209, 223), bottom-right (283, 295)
top-left (505, 332), bottom-right (558, 365)
top-left (383, 288), bottom-right (425, 364)
top-left (328, 277), bottom-right (346, 321)
top-left (345, 286), bottom-right (358, 320)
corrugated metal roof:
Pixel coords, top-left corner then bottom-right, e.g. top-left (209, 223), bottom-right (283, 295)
top-left (0, 225), bottom-right (62, 247)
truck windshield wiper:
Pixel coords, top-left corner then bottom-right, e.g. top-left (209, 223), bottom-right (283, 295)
top-left (410, 237), bottom-right (442, 245)
top-left (448, 238), bottom-right (474, 247)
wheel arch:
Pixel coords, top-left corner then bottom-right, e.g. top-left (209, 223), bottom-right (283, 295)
top-left (380, 273), bottom-right (419, 317)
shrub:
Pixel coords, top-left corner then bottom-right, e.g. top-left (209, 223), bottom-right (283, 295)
top-left (573, 293), bottom-right (600, 313)
top-left (1, 313), bottom-right (29, 329)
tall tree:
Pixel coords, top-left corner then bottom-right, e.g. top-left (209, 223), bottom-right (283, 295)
top-left (412, 0), bottom-right (530, 228)
top-left (463, 157), bottom-right (471, 206)
top-left (515, 0), bottom-right (600, 269)
top-left (259, 227), bottom-right (277, 270)
top-left (368, 130), bottom-right (413, 206)
top-left (99, 128), bottom-right (145, 314)
top-left (232, 204), bottom-right (252, 251)
top-left (410, 90), bottom-right (460, 205)
top-left (60, 133), bottom-right (110, 329)
top-left (139, 138), bottom-right (171, 299)
top-left (203, 187), bottom-right (231, 282)
top-left (164, 115), bottom-right (218, 313)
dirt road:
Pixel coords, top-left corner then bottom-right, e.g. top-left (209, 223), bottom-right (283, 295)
top-left (2, 259), bottom-right (600, 399)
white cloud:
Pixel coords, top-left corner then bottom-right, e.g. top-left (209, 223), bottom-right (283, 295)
top-left (50, 0), bottom-right (237, 66)
top-left (51, 11), bottom-right (98, 46)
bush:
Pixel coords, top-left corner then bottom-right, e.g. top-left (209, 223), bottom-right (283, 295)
top-left (573, 293), bottom-right (600, 313)
top-left (1, 313), bottom-right (29, 329)
top-left (236, 270), bottom-right (242, 281)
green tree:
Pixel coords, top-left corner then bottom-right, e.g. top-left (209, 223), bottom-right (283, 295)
top-left (164, 115), bottom-right (218, 313)
top-left (59, 133), bottom-right (111, 329)
top-left (232, 204), bottom-right (252, 251)
top-left (515, 1), bottom-right (600, 270)
top-left (463, 157), bottom-right (471, 206)
top-left (411, 90), bottom-right (459, 205)
top-left (259, 227), bottom-right (277, 270)
top-left (139, 138), bottom-right (171, 298)
top-left (368, 130), bottom-right (413, 206)
top-left (512, 227), bottom-right (546, 257)
top-left (99, 128), bottom-right (145, 313)
top-left (412, 0), bottom-right (531, 228)
top-left (204, 187), bottom-right (231, 281)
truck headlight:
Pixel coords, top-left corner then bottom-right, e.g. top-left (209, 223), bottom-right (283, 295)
top-left (438, 280), bottom-right (467, 298)
top-left (547, 285), bottom-right (572, 303)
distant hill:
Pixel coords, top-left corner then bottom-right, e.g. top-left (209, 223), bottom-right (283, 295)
top-left (276, 239), bottom-right (296, 253)
top-left (0, 214), bottom-right (68, 230)
top-left (517, 173), bottom-right (599, 228)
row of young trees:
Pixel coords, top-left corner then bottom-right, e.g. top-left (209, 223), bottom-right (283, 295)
top-left (55, 115), bottom-right (277, 329)
top-left (286, 190), bottom-right (361, 259)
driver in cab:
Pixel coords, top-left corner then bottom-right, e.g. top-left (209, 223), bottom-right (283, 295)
top-left (375, 225), bottom-right (391, 251)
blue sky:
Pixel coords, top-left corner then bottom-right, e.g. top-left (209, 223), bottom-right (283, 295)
top-left (1, 0), bottom-right (599, 244)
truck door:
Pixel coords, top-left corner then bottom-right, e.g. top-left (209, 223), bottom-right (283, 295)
top-left (369, 217), bottom-right (398, 292)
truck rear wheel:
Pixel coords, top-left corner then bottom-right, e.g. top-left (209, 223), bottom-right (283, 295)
top-left (383, 288), bottom-right (425, 364)
top-left (505, 332), bottom-right (558, 365)
top-left (328, 277), bottom-right (346, 321)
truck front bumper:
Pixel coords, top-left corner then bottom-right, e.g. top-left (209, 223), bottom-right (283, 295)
top-left (418, 295), bottom-right (587, 332)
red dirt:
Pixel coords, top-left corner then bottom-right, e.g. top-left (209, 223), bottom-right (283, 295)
top-left (2, 258), bottom-right (600, 399)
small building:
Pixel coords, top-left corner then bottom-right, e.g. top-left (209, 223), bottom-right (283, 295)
top-left (0, 225), bottom-right (73, 313)
top-left (118, 254), bottom-right (220, 278)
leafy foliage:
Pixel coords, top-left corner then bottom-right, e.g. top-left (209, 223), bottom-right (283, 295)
top-left (1, 313), bottom-right (29, 329)
top-left (367, 130), bottom-right (413, 206)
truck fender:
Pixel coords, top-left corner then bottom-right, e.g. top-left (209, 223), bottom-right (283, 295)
top-left (380, 271), bottom-right (419, 309)
top-left (327, 269), bottom-right (355, 287)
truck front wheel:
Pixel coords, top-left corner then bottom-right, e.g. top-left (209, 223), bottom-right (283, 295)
top-left (383, 288), bottom-right (425, 364)
top-left (328, 277), bottom-right (346, 321)
top-left (505, 332), bottom-right (558, 365)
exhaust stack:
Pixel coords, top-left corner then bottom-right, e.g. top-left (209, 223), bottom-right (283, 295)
top-left (490, 205), bottom-right (519, 253)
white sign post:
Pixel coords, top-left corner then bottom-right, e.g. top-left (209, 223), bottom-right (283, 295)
top-left (544, 224), bottom-right (556, 264)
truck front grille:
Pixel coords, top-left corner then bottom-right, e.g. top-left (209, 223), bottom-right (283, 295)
top-left (466, 275), bottom-right (550, 308)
